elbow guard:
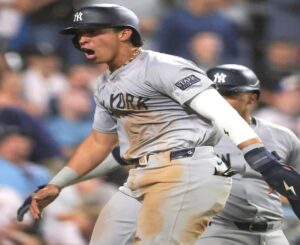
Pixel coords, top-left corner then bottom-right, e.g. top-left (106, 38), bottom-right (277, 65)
top-left (244, 146), bottom-right (300, 200)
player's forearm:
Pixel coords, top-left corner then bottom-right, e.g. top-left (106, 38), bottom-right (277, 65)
top-left (188, 87), bottom-right (260, 147)
top-left (67, 153), bottom-right (122, 186)
top-left (49, 130), bottom-right (118, 189)
top-left (68, 131), bottom-right (117, 175)
top-left (188, 88), bottom-right (271, 170)
top-left (188, 88), bottom-right (300, 201)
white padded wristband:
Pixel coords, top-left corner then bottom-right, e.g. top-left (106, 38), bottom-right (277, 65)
top-left (49, 167), bottom-right (79, 189)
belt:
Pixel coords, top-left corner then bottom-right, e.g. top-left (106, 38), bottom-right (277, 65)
top-left (129, 148), bottom-right (235, 178)
top-left (129, 148), bottom-right (196, 166)
top-left (234, 221), bottom-right (281, 232)
top-left (171, 148), bottom-right (195, 160)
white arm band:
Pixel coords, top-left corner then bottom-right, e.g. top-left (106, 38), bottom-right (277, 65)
top-left (188, 88), bottom-right (258, 145)
top-left (49, 167), bottom-right (79, 189)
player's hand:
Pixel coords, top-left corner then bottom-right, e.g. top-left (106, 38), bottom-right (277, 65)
top-left (17, 185), bottom-right (45, 222)
top-left (29, 184), bottom-right (60, 220)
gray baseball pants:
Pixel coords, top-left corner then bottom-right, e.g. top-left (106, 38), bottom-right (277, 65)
top-left (90, 146), bottom-right (232, 245)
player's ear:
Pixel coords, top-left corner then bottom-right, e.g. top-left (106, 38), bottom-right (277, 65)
top-left (118, 28), bottom-right (133, 43)
top-left (248, 92), bottom-right (258, 105)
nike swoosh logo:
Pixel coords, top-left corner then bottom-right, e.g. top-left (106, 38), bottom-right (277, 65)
top-left (217, 161), bottom-right (223, 166)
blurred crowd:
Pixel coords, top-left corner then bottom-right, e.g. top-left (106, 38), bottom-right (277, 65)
top-left (0, 0), bottom-right (300, 244)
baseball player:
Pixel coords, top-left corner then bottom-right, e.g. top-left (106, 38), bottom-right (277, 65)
top-left (18, 64), bottom-right (300, 245)
top-left (196, 64), bottom-right (300, 245)
top-left (24, 3), bottom-right (300, 245)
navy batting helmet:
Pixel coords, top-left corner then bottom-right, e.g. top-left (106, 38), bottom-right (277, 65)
top-left (60, 3), bottom-right (142, 47)
top-left (206, 64), bottom-right (260, 97)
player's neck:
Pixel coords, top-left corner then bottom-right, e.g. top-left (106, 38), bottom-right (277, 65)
top-left (108, 46), bottom-right (141, 72)
top-left (239, 111), bottom-right (252, 125)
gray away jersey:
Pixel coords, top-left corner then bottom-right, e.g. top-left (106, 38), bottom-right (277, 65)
top-left (93, 50), bottom-right (221, 160)
top-left (214, 117), bottom-right (300, 222)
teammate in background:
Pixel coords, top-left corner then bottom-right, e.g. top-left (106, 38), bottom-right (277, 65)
top-left (197, 64), bottom-right (300, 245)
top-left (23, 3), bottom-right (300, 245)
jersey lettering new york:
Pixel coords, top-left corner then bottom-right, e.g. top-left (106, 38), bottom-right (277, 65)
top-left (110, 93), bottom-right (149, 110)
top-left (100, 92), bottom-right (150, 117)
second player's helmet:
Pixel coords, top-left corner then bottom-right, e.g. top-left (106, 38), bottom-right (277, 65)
top-left (206, 64), bottom-right (260, 97)
top-left (60, 3), bottom-right (142, 47)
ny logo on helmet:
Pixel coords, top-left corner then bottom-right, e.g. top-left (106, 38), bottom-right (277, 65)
top-left (74, 11), bottom-right (83, 22)
top-left (213, 73), bottom-right (227, 84)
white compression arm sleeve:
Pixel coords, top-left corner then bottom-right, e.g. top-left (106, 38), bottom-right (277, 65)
top-left (188, 87), bottom-right (258, 146)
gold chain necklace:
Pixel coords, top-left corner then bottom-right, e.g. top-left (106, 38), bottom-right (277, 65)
top-left (249, 116), bottom-right (253, 126)
top-left (123, 47), bottom-right (142, 66)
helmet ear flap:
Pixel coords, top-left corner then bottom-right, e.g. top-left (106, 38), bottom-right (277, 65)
top-left (72, 35), bottom-right (81, 50)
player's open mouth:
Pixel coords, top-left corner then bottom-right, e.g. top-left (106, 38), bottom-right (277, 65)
top-left (81, 48), bottom-right (96, 59)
